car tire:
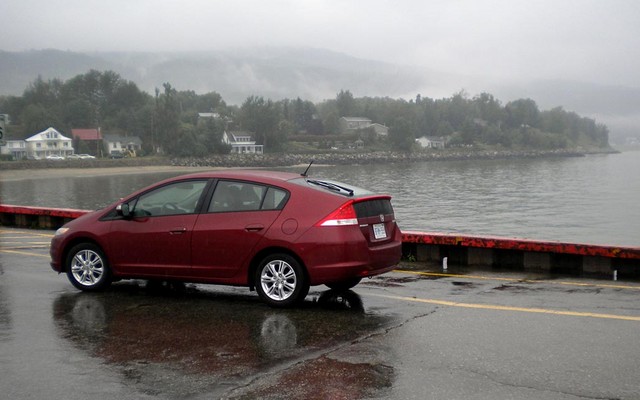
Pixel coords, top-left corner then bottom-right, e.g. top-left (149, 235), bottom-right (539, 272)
top-left (255, 254), bottom-right (309, 307)
top-left (325, 277), bottom-right (362, 291)
top-left (66, 243), bottom-right (112, 291)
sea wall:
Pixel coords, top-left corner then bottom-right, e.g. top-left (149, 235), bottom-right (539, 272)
top-left (402, 230), bottom-right (640, 278)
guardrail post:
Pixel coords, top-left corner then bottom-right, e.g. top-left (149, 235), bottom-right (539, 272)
top-left (524, 252), bottom-right (551, 271)
top-left (583, 256), bottom-right (611, 275)
top-left (468, 248), bottom-right (493, 266)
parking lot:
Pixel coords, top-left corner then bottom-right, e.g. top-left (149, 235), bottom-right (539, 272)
top-left (2, 227), bottom-right (640, 399)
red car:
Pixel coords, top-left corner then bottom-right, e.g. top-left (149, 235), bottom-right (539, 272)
top-left (50, 169), bottom-right (402, 307)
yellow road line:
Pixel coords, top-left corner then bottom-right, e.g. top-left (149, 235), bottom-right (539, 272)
top-left (395, 269), bottom-right (640, 291)
top-left (1, 237), bottom-right (51, 241)
top-left (397, 270), bottom-right (515, 282)
top-left (1, 246), bottom-right (50, 250)
top-left (368, 293), bottom-right (640, 322)
top-left (1, 241), bottom-right (50, 245)
top-left (0, 249), bottom-right (50, 258)
top-left (0, 231), bottom-right (54, 238)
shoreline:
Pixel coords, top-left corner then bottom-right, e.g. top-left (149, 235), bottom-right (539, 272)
top-left (170, 148), bottom-right (609, 169)
top-left (0, 148), bottom-right (618, 181)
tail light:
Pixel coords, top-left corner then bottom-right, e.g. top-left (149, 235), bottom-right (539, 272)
top-left (316, 201), bottom-right (358, 226)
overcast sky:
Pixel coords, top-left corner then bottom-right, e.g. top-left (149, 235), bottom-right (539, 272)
top-left (2, 0), bottom-right (639, 88)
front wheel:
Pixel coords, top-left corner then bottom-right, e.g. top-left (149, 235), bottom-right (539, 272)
top-left (255, 254), bottom-right (309, 307)
top-left (66, 243), bottom-right (112, 291)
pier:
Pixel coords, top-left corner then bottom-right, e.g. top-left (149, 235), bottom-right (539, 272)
top-left (2, 204), bottom-right (639, 277)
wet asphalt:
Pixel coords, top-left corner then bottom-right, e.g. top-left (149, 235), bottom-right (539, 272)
top-left (2, 227), bottom-right (640, 399)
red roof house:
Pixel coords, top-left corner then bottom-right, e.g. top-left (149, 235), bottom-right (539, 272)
top-left (71, 128), bottom-right (102, 141)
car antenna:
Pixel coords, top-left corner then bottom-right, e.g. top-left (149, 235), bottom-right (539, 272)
top-left (301, 160), bottom-right (314, 177)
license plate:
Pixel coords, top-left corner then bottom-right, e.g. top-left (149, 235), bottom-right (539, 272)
top-left (373, 223), bottom-right (387, 240)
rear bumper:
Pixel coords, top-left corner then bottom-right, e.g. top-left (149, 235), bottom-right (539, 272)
top-left (311, 261), bottom-right (397, 284)
top-left (299, 227), bottom-right (402, 285)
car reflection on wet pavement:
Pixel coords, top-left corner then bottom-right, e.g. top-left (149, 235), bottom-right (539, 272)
top-left (51, 283), bottom-right (395, 399)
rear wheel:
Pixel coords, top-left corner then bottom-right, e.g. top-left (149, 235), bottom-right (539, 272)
top-left (256, 254), bottom-right (309, 307)
top-left (325, 277), bottom-right (362, 291)
top-left (66, 243), bottom-right (111, 291)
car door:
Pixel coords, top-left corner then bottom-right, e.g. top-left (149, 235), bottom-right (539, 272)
top-left (106, 180), bottom-right (209, 278)
top-left (190, 180), bottom-right (287, 280)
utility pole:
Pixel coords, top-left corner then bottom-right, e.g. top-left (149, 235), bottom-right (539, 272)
top-left (0, 114), bottom-right (8, 147)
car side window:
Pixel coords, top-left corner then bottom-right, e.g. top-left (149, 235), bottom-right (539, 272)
top-left (209, 181), bottom-right (265, 212)
top-left (261, 187), bottom-right (288, 210)
top-left (133, 180), bottom-right (207, 217)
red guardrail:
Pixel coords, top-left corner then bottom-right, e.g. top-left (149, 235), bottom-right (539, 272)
top-left (1, 204), bottom-right (639, 260)
top-left (402, 230), bottom-right (640, 260)
top-left (0, 204), bottom-right (89, 220)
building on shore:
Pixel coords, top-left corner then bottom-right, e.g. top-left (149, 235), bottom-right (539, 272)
top-left (25, 127), bottom-right (74, 159)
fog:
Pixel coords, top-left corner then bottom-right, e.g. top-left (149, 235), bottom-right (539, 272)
top-left (2, 0), bottom-right (640, 140)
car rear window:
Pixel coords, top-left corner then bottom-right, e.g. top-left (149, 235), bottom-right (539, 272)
top-left (353, 198), bottom-right (394, 218)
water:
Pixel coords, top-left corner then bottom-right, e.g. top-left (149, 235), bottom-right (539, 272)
top-left (2, 151), bottom-right (639, 247)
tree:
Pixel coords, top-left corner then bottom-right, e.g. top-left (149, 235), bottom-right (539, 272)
top-left (156, 83), bottom-right (181, 154)
top-left (174, 123), bottom-right (206, 157)
top-left (62, 99), bottom-right (95, 128)
top-left (240, 96), bottom-right (283, 151)
top-left (336, 89), bottom-right (356, 117)
top-left (416, 97), bottom-right (440, 138)
top-left (389, 117), bottom-right (416, 151)
top-left (505, 98), bottom-right (540, 129)
top-left (443, 90), bottom-right (472, 131)
top-left (291, 97), bottom-right (316, 133)
top-left (22, 76), bottom-right (63, 108)
top-left (21, 104), bottom-right (60, 133)
top-left (198, 115), bottom-right (229, 154)
top-left (472, 93), bottom-right (504, 124)
top-left (541, 106), bottom-right (568, 134)
top-left (316, 100), bottom-right (339, 134)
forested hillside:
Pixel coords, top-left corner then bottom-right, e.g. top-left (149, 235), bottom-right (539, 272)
top-left (0, 70), bottom-right (610, 156)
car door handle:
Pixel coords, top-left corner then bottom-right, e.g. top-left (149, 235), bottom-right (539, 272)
top-left (245, 224), bottom-right (264, 232)
top-left (169, 227), bottom-right (187, 235)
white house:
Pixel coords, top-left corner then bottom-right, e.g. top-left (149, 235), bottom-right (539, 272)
top-left (416, 136), bottom-right (447, 149)
top-left (197, 112), bottom-right (233, 127)
top-left (370, 123), bottom-right (389, 136)
top-left (25, 127), bottom-right (74, 159)
top-left (222, 131), bottom-right (263, 154)
top-left (339, 117), bottom-right (372, 133)
top-left (103, 133), bottom-right (143, 156)
top-left (0, 140), bottom-right (28, 159)
top-left (338, 117), bottom-right (388, 136)
top-left (198, 112), bottom-right (221, 119)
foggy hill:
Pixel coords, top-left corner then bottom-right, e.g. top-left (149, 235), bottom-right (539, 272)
top-left (0, 48), bottom-right (443, 104)
top-left (0, 48), bottom-right (638, 140)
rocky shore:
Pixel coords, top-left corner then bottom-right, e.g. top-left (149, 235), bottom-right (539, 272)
top-left (169, 148), bottom-right (601, 168)
top-left (0, 148), bottom-right (617, 171)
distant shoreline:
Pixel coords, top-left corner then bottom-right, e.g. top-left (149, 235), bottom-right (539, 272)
top-left (170, 148), bottom-right (617, 169)
top-left (0, 148), bottom-right (619, 180)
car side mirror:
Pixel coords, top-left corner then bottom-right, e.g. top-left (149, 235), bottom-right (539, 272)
top-left (116, 203), bottom-right (131, 218)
